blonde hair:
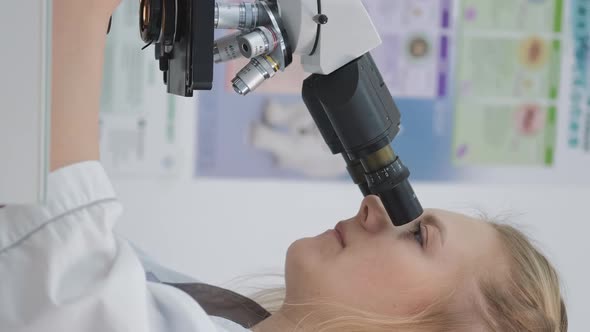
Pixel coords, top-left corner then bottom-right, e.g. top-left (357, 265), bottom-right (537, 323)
top-left (249, 222), bottom-right (568, 332)
top-left (478, 223), bottom-right (568, 332)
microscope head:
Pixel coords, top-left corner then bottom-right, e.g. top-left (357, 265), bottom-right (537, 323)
top-left (136, 0), bottom-right (424, 226)
top-left (276, 0), bottom-right (381, 75)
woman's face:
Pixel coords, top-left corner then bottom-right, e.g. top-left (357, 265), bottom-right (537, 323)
top-left (285, 196), bottom-right (505, 316)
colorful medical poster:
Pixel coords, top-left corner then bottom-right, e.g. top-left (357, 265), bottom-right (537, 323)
top-left (452, 0), bottom-right (563, 167)
top-left (453, 0), bottom-right (563, 166)
top-left (362, 0), bottom-right (452, 99)
top-left (196, 0), bottom-right (456, 181)
top-left (449, 0), bottom-right (590, 185)
top-left (448, 0), bottom-right (590, 184)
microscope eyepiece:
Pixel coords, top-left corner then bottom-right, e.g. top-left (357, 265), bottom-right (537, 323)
top-left (303, 53), bottom-right (424, 227)
top-left (361, 146), bottom-right (422, 226)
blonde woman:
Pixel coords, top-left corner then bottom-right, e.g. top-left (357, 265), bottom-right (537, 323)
top-left (248, 200), bottom-right (568, 331)
top-left (0, 2), bottom-right (567, 332)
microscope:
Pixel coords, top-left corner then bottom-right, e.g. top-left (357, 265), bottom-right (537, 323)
top-left (134, 0), bottom-right (423, 226)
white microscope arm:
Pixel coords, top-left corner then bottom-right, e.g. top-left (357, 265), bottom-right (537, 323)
top-left (277, 0), bottom-right (382, 75)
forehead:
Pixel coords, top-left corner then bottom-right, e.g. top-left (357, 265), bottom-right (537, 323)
top-left (425, 209), bottom-right (504, 273)
top-left (426, 208), bottom-right (492, 234)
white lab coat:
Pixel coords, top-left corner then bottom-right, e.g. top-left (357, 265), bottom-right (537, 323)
top-left (0, 161), bottom-right (251, 332)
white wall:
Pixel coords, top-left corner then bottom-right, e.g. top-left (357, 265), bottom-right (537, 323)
top-left (0, 2), bottom-right (50, 204)
top-left (113, 177), bottom-right (589, 330)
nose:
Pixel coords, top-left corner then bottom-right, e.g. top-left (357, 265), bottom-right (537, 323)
top-left (357, 195), bottom-right (392, 233)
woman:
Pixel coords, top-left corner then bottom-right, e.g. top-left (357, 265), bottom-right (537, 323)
top-left (251, 203), bottom-right (568, 331)
top-left (0, 1), bottom-right (567, 332)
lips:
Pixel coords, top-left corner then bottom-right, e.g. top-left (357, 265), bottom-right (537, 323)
top-left (334, 222), bottom-right (346, 248)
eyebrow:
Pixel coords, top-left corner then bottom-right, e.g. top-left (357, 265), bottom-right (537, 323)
top-left (424, 215), bottom-right (446, 247)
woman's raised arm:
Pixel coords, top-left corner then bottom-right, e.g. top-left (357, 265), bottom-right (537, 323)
top-left (50, 0), bottom-right (120, 171)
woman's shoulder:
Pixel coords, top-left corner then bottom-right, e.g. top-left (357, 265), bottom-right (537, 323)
top-left (0, 160), bottom-right (119, 253)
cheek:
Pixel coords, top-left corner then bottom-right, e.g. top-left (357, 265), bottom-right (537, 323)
top-left (284, 237), bottom-right (449, 316)
top-left (340, 241), bottom-right (423, 285)
top-left (329, 242), bottom-right (443, 315)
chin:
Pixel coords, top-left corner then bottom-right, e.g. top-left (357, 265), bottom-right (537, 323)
top-left (286, 237), bottom-right (313, 267)
top-left (284, 237), bottom-right (327, 302)
top-left (285, 237), bottom-right (321, 275)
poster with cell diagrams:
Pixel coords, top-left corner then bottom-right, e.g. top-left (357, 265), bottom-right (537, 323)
top-left (453, 0), bottom-right (563, 167)
top-left (195, 0), bottom-right (589, 184)
top-left (449, 0), bottom-right (590, 183)
top-left (99, 0), bottom-right (196, 178)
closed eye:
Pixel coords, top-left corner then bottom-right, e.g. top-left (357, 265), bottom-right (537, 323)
top-left (414, 229), bottom-right (423, 246)
top-left (407, 222), bottom-right (425, 248)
